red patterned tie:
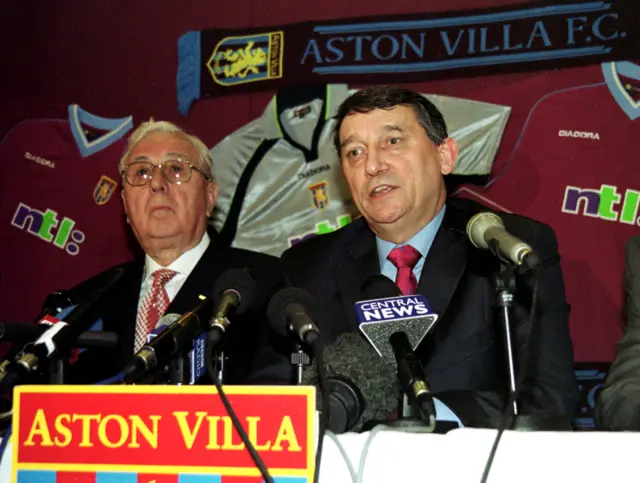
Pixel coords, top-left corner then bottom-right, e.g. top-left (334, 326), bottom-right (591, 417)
top-left (387, 245), bottom-right (422, 295)
top-left (134, 269), bottom-right (177, 351)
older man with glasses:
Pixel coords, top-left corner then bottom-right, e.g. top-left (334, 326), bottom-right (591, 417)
top-left (57, 120), bottom-right (285, 385)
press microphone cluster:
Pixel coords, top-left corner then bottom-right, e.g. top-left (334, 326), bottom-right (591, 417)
top-left (121, 295), bottom-right (212, 383)
top-left (122, 268), bottom-right (257, 384)
top-left (466, 212), bottom-right (540, 269)
top-left (0, 269), bottom-right (124, 387)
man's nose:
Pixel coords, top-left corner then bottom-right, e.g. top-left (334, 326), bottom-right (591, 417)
top-left (149, 165), bottom-right (168, 191)
top-left (364, 148), bottom-right (389, 177)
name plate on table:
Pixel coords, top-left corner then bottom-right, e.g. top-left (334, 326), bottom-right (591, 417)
top-left (11, 385), bottom-right (316, 483)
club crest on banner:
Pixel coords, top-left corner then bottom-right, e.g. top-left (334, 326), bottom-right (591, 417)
top-left (208, 32), bottom-right (284, 86)
top-left (308, 181), bottom-right (330, 209)
top-left (93, 176), bottom-right (117, 205)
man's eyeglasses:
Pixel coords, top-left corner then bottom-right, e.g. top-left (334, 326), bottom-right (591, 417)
top-left (121, 158), bottom-right (211, 187)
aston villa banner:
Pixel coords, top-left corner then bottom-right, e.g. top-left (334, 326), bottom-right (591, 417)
top-left (11, 385), bottom-right (316, 483)
top-left (176, 0), bottom-right (640, 113)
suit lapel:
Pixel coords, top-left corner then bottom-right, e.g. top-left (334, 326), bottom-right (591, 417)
top-left (335, 220), bottom-right (379, 331)
top-left (166, 231), bottom-right (226, 314)
top-left (110, 261), bottom-right (144, 355)
top-left (417, 204), bottom-right (469, 320)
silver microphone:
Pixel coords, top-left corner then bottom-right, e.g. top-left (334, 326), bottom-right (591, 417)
top-left (466, 212), bottom-right (540, 269)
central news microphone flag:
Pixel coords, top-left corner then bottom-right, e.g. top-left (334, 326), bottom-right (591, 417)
top-left (355, 294), bottom-right (438, 361)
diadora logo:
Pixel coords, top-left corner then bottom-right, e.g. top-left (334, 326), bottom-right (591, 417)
top-left (11, 203), bottom-right (85, 255)
top-left (25, 152), bottom-right (55, 168)
top-left (558, 130), bottom-right (600, 140)
top-left (288, 214), bottom-right (352, 246)
top-left (562, 184), bottom-right (640, 225)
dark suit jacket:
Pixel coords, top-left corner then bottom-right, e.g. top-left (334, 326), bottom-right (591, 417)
top-left (597, 235), bottom-right (640, 429)
top-left (65, 229), bottom-right (283, 385)
top-left (279, 198), bottom-right (578, 425)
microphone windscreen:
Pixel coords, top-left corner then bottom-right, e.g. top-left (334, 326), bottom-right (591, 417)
top-left (304, 332), bottom-right (398, 431)
top-left (361, 274), bottom-right (402, 300)
top-left (155, 313), bottom-right (180, 329)
top-left (213, 268), bottom-right (256, 315)
top-left (267, 287), bottom-right (317, 337)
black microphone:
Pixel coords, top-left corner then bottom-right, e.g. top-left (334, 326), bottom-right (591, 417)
top-left (389, 331), bottom-right (436, 429)
top-left (0, 268), bottom-right (124, 385)
top-left (208, 268), bottom-right (256, 346)
top-left (121, 295), bottom-right (213, 383)
top-left (267, 287), bottom-right (320, 346)
top-left (302, 332), bottom-right (397, 433)
top-left (143, 313), bottom-right (207, 385)
top-left (359, 275), bottom-right (437, 430)
top-left (0, 320), bottom-right (119, 348)
top-left (33, 290), bottom-right (74, 322)
top-left (466, 212), bottom-right (540, 269)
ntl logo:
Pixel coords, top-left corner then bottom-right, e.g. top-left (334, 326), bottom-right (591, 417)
top-left (11, 203), bottom-right (85, 255)
top-left (562, 184), bottom-right (640, 225)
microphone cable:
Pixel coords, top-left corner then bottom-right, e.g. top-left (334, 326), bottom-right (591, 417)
top-left (479, 265), bottom-right (541, 483)
top-left (205, 339), bottom-right (275, 483)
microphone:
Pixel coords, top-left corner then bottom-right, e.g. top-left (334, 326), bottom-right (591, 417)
top-left (121, 295), bottom-right (212, 383)
top-left (0, 268), bottom-right (124, 385)
top-left (357, 275), bottom-right (438, 430)
top-left (208, 268), bottom-right (256, 346)
top-left (466, 212), bottom-right (540, 269)
top-left (302, 332), bottom-right (397, 433)
top-left (267, 287), bottom-right (320, 346)
top-left (33, 290), bottom-right (74, 322)
top-left (0, 319), bottom-right (118, 348)
top-left (146, 314), bottom-right (207, 385)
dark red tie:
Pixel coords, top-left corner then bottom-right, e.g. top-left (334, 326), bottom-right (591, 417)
top-left (387, 245), bottom-right (421, 295)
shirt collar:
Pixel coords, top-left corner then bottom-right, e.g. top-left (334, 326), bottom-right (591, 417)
top-left (376, 204), bottom-right (446, 266)
top-left (143, 232), bottom-right (210, 282)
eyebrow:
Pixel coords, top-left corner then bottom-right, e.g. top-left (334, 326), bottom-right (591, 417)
top-left (130, 152), bottom-right (188, 163)
top-left (339, 124), bottom-right (408, 151)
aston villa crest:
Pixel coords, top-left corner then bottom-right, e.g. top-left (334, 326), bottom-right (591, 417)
top-left (208, 31), bottom-right (284, 86)
top-left (308, 181), bottom-right (330, 209)
top-left (93, 175), bottom-right (117, 205)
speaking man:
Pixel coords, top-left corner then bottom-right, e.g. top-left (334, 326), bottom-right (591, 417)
top-left (278, 86), bottom-right (578, 426)
top-left (48, 120), bottom-right (282, 385)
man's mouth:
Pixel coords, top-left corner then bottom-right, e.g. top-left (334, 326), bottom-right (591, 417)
top-left (370, 184), bottom-right (397, 197)
top-left (150, 205), bottom-right (172, 213)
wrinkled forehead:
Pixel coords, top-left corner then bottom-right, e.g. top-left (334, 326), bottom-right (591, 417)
top-left (339, 106), bottom-right (417, 145)
top-left (129, 132), bottom-right (194, 158)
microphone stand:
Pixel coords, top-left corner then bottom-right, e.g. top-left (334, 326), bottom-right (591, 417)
top-left (168, 352), bottom-right (190, 385)
top-left (491, 263), bottom-right (573, 431)
top-left (494, 263), bottom-right (519, 417)
top-left (291, 343), bottom-right (310, 384)
top-left (48, 355), bottom-right (69, 384)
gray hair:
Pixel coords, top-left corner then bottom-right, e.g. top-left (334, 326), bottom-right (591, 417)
top-left (120, 119), bottom-right (215, 182)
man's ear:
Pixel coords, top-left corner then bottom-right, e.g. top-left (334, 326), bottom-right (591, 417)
top-left (438, 137), bottom-right (458, 175)
top-left (206, 182), bottom-right (219, 218)
top-left (121, 190), bottom-right (130, 224)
